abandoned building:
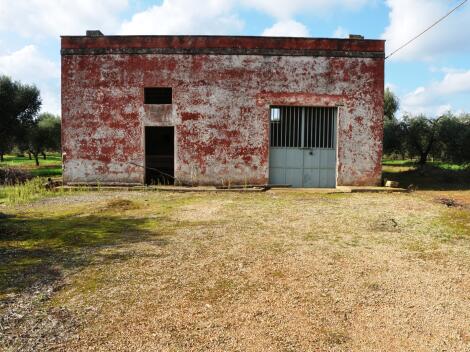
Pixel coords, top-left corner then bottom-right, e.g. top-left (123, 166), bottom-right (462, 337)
top-left (61, 32), bottom-right (385, 187)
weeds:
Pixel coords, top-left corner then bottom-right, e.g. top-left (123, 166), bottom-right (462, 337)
top-left (438, 208), bottom-right (470, 240)
top-left (0, 177), bottom-right (65, 205)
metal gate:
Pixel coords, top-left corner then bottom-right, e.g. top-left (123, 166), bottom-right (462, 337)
top-left (269, 106), bottom-right (337, 188)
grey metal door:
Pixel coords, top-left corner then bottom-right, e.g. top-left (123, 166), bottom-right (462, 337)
top-left (269, 106), bottom-right (337, 188)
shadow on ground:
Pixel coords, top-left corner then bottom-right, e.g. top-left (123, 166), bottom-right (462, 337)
top-left (0, 213), bottom-right (167, 297)
top-left (383, 165), bottom-right (470, 190)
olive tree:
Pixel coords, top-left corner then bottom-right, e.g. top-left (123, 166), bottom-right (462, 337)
top-left (384, 88), bottom-right (399, 122)
top-left (401, 115), bottom-right (442, 165)
top-left (0, 75), bottom-right (41, 161)
top-left (25, 113), bottom-right (61, 166)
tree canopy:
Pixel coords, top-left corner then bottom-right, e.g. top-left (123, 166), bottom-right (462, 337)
top-left (384, 88), bottom-right (399, 122)
top-left (26, 113), bottom-right (61, 165)
top-left (0, 75), bottom-right (61, 165)
top-left (382, 89), bottom-right (470, 165)
top-left (0, 75), bottom-right (41, 161)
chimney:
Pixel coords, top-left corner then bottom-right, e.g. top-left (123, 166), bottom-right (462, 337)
top-left (349, 34), bottom-right (364, 40)
top-left (86, 30), bottom-right (104, 37)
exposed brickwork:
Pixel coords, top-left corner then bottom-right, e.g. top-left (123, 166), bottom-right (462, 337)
top-left (61, 35), bottom-right (384, 186)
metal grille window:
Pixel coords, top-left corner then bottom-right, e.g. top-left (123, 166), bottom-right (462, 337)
top-left (270, 106), bottom-right (336, 149)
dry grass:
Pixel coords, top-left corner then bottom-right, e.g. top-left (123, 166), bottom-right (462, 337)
top-left (1, 190), bottom-right (470, 351)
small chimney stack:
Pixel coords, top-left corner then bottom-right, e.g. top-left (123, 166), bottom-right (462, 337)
top-left (86, 30), bottom-right (104, 37)
top-left (349, 34), bottom-right (364, 40)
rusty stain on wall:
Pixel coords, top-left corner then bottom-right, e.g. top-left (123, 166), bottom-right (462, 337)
top-left (61, 35), bottom-right (385, 186)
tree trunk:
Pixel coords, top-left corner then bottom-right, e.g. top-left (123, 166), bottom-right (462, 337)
top-left (419, 135), bottom-right (436, 166)
top-left (33, 153), bottom-right (39, 166)
top-left (418, 152), bottom-right (429, 165)
top-left (42, 152), bottom-right (46, 160)
top-left (28, 152), bottom-right (32, 160)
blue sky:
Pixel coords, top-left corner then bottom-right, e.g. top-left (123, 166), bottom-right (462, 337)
top-left (0, 0), bottom-right (469, 117)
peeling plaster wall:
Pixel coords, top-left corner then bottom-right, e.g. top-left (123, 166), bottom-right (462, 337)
top-left (61, 36), bottom-right (384, 186)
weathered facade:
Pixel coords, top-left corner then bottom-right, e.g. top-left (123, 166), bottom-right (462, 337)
top-left (61, 34), bottom-right (384, 187)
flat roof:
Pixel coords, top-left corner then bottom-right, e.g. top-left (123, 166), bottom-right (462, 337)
top-left (61, 35), bottom-right (385, 59)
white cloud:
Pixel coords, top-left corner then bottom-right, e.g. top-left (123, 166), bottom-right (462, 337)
top-left (0, 45), bottom-right (59, 80)
top-left (39, 88), bottom-right (61, 116)
top-left (120, 0), bottom-right (243, 35)
top-left (120, 0), bottom-right (372, 35)
top-left (241, 0), bottom-right (371, 20)
top-left (382, 0), bottom-right (470, 60)
top-left (435, 69), bottom-right (470, 94)
top-left (333, 26), bottom-right (348, 38)
top-left (435, 104), bottom-right (453, 116)
top-left (385, 82), bottom-right (398, 91)
top-left (401, 69), bottom-right (470, 116)
top-left (0, 0), bottom-right (375, 39)
top-left (0, 0), bottom-right (128, 38)
top-left (262, 20), bottom-right (309, 37)
top-left (0, 45), bottom-right (60, 114)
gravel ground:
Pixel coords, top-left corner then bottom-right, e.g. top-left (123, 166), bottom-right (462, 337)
top-left (0, 279), bottom-right (81, 351)
top-left (1, 190), bottom-right (469, 351)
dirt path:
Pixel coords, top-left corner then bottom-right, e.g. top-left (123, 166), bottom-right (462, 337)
top-left (1, 191), bottom-right (469, 351)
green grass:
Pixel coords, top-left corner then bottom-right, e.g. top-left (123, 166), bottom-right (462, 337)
top-left (0, 153), bottom-right (62, 177)
top-left (29, 165), bottom-right (62, 177)
top-left (0, 154), bottom-right (63, 205)
top-left (439, 208), bottom-right (470, 241)
top-left (382, 158), bottom-right (468, 170)
top-left (0, 212), bottom-right (162, 295)
top-left (382, 159), bottom-right (416, 166)
top-left (0, 195), bottom-right (176, 296)
top-left (0, 178), bottom-right (69, 205)
top-left (0, 178), bottom-right (47, 204)
top-left (0, 153), bottom-right (61, 166)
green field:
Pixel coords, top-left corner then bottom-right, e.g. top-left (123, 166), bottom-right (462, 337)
top-left (382, 158), bottom-right (468, 171)
top-left (0, 153), bottom-right (62, 177)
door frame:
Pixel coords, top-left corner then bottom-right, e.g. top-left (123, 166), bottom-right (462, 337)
top-left (267, 105), bottom-right (339, 188)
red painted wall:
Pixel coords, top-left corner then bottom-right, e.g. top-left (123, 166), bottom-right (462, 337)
top-left (61, 36), bottom-right (384, 186)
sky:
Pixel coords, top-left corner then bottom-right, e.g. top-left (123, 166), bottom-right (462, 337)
top-left (0, 0), bottom-right (469, 118)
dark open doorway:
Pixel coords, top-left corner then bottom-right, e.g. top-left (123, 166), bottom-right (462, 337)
top-left (145, 126), bottom-right (174, 185)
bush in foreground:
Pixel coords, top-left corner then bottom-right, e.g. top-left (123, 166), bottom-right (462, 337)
top-left (0, 167), bottom-right (32, 185)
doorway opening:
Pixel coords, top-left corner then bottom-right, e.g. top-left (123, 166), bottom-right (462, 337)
top-left (145, 126), bottom-right (174, 185)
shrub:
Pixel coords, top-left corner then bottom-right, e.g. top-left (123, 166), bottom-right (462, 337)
top-left (0, 167), bottom-right (33, 185)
